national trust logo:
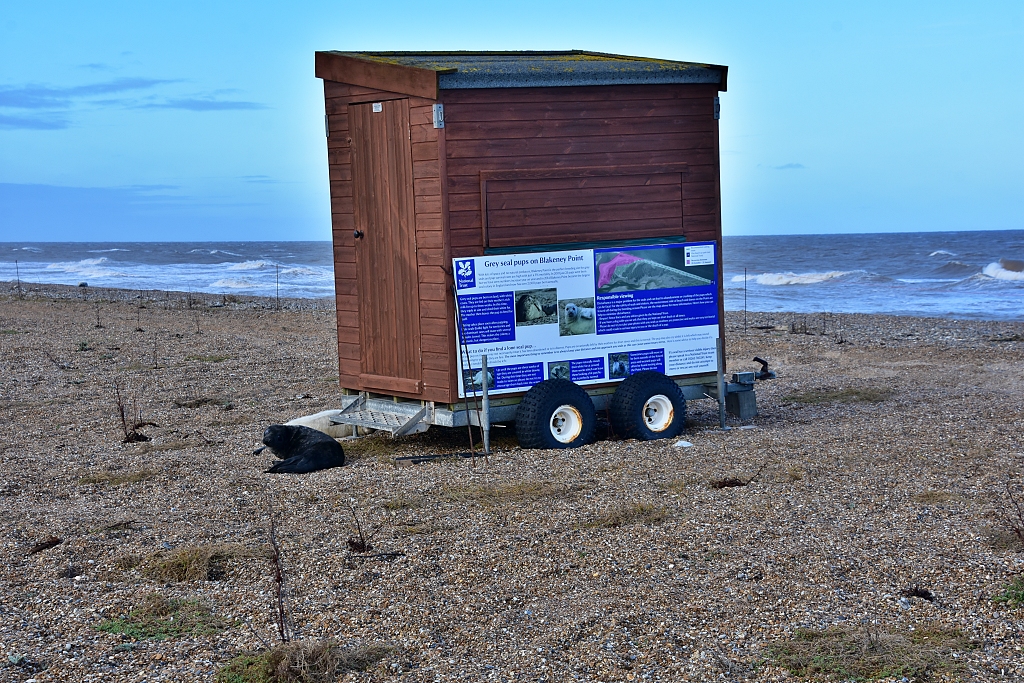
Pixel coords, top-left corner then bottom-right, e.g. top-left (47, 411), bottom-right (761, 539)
top-left (455, 259), bottom-right (475, 289)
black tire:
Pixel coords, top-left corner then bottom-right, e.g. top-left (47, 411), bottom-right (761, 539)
top-left (515, 379), bottom-right (596, 449)
top-left (610, 371), bottom-right (687, 441)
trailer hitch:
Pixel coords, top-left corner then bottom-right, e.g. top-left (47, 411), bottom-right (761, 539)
top-left (753, 357), bottom-right (776, 381)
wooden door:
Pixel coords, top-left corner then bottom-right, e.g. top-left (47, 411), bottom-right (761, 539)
top-left (349, 98), bottom-right (423, 394)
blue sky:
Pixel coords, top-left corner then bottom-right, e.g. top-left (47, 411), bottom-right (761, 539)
top-left (0, 1), bottom-right (1021, 241)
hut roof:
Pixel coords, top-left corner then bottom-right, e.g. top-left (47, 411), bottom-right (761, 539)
top-left (315, 50), bottom-right (727, 99)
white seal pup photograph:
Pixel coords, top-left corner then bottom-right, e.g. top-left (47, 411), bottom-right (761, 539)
top-left (563, 302), bottom-right (595, 321)
top-left (255, 424), bottom-right (346, 473)
top-left (465, 368), bottom-right (495, 391)
top-left (558, 297), bottom-right (597, 336)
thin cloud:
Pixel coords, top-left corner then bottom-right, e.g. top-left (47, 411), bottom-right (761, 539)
top-left (139, 98), bottom-right (267, 111)
top-left (773, 163), bottom-right (806, 170)
top-left (241, 175), bottom-right (276, 183)
top-left (0, 78), bottom-right (172, 109)
top-left (0, 113), bottom-right (69, 130)
top-left (127, 184), bottom-right (179, 191)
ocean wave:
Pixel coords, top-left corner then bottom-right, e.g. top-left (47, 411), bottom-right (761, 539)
top-left (279, 266), bottom-right (327, 278)
top-left (46, 257), bottom-right (107, 268)
top-left (227, 260), bottom-right (273, 271)
top-left (13, 246), bottom-right (42, 252)
top-left (929, 250), bottom-right (957, 257)
top-left (932, 260), bottom-right (978, 277)
top-left (189, 249), bottom-right (243, 257)
top-left (209, 278), bottom-right (256, 289)
top-left (42, 258), bottom-right (126, 278)
top-left (982, 262), bottom-right (1024, 282)
top-left (87, 248), bottom-right (130, 253)
top-left (896, 278), bottom-right (962, 284)
top-left (731, 270), bottom-right (852, 286)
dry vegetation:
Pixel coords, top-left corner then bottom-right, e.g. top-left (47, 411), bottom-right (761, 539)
top-left (583, 502), bottom-right (668, 528)
top-left (216, 641), bottom-right (390, 683)
top-left (142, 543), bottom-right (256, 582)
top-left (768, 626), bottom-right (974, 680)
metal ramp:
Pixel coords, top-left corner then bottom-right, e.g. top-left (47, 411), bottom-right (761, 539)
top-left (329, 395), bottom-right (433, 437)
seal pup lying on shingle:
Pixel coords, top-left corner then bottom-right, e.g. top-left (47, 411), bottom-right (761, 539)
top-left (255, 424), bottom-right (346, 474)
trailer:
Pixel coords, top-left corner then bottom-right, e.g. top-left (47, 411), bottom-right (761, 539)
top-left (313, 50), bottom-right (758, 446)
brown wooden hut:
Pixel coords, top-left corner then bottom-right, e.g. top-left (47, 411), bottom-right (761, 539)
top-left (315, 50), bottom-right (728, 407)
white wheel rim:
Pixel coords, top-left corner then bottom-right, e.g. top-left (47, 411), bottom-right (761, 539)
top-left (550, 404), bottom-right (583, 444)
top-left (643, 395), bottom-right (674, 432)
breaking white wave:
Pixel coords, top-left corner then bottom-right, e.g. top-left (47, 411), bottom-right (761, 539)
top-left (731, 270), bottom-right (852, 286)
top-left (87, 248), bottom-right (130, 253)
top-left (227, 260), bottom-right (274, 271)
top-left (209, 278), bottom-right (257, 289)
top-left (44, 257), bottom-right (127, 278)
top-left (929, 250), bottom-right (956, 257)
top-left (279, 266), bottom-right (324, 278)
top-left (982, 262), bottom-right (1024, 282)
top-left (47, 257), bottom-right (106, 268)
top-left (13, 246), bottom-right (42, 252)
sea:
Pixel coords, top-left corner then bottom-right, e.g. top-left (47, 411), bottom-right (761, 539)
top-left (0, 230), bottom-right (1021, 321)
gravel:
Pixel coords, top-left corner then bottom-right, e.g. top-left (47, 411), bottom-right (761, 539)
top-left (1, 283), bottom-right (1023, 681)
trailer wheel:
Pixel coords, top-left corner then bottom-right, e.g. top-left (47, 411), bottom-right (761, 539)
top-left (516, 379), bottom-right (596, 449)
top-left (610, 371), bottom-right (687, 441)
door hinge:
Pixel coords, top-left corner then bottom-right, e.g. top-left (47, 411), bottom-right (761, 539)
top-left (324, 113), bottom-right (329, 138)
top-left (714, 97), bottom-right (720, 120)
top-left (432, 103), bottom-right (444, 129)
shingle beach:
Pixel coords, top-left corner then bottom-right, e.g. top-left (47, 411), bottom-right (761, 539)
top-left (2, 284), bottom-right (1022, 682)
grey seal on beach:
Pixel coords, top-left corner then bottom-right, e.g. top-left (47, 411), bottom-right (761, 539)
top-left (255, 424), bottom-right (345, 474)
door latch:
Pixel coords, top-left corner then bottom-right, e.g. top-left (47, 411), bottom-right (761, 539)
top-left (353, 230), bottom-right (364, 239)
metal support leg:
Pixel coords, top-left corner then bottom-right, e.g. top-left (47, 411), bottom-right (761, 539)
top-left (716, 338), bottom-right (729, 430)
top-left (481, 354), bottom-right (491, 454)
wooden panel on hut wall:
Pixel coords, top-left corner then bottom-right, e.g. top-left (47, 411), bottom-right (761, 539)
top-left (406, 105), bottom-right (452, 400)
top-left (442, 84), bottom-right (721, 256)
top-left (336, 294), bottom-right (358, 311)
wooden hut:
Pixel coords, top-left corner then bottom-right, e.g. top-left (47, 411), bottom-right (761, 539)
top-left (315, 50), bottom-right (728, 408)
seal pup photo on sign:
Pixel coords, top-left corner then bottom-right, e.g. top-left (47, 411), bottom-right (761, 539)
top-left (514, 288), bottom-right (558, 326)
top-left (559, 297), bottom-right (596, 336)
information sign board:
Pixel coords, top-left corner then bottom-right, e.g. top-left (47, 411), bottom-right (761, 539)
top-left (453, 241), bottom-right (720, 398)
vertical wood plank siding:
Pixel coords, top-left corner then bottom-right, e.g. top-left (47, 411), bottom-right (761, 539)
top-left (440, 84), bottom-right (722, 256)
top-left (324, 81), bottom-right (452, 402)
